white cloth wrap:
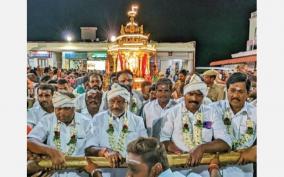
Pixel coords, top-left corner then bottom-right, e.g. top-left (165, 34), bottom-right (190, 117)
top-left (52, 91), bottom-right (75, 108)
top-left (86, 89), bottom-right (100, 96)
top-left (107, 83), bottom-right (130, 103)
top-left (183, 74), bottom-right (208, 96)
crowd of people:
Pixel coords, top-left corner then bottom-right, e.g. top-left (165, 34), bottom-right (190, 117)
top-left (27, 64), bottom-right (257, 177)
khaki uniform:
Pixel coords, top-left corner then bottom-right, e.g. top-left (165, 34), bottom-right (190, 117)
top-left (207, 83), bottom-right (225, 102)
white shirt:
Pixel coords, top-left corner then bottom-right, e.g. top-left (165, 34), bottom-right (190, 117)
top-left (250, 99), bottom-right (257, 107)
top-left (27, 105), bottom-right (51, 128)
top-left (158, 168), bottom-right (202, 177)
top-left (142, 99), bottom-right (177, 128)
top-left (130, 90), bottom-right (143, 115)
top-left (28, 112), bottom-right (94, 177)
top-left (32, 99), bottom-right (40, 108)
top-left (81, 108), bottom-right (100, 125)
top-left (160, 101), bottom-right (232, 177)
top-left (160, 101), bottom-right (232, 152)
top-left (88, 110), bottom-right (147, 157)
top-left (211, 100), bottom-right (257, 177)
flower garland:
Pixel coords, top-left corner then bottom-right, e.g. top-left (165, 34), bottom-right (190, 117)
top-left (107, 114), bottom-right (129, 154)
top-left (223, 108), bottom-right (234, 136)
top-left (53, 120), bottom-right (77, 156)
top-left (232, 119), bottom-right (255, 149)
top-left (222, 108), bottom-right (255, 150)
top-left (182, 107), bottom-right (204, 149)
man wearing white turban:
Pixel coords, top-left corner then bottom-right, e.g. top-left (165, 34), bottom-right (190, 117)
top-left (81, 89), bottom-right (103, 123)
top-left (160, 74), bottom-right (232, 177)
top-left (27, 91), bottom-right (96, 177)
top-left (74, 73), bottom-right (107, 113)
top-left (174, 74), bottom-right (212, 105)
top-left (85, 83), bottom-right (147, 176)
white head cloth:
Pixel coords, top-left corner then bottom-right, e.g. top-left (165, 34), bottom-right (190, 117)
top-left (183, 74), bottom-right (208, 97)
top-left (52, 91), bottom-right (75, 108)
top-left (86, 89), bottom-right (100, 96)
top-left (107, 83), bottom-right (130, 103)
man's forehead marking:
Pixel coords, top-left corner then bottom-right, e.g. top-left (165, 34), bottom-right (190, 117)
top-left (126, 157), bottom-right (142, 165)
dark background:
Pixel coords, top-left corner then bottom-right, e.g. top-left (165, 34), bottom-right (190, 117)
top-left (27, 0), bottom-right (256, 66)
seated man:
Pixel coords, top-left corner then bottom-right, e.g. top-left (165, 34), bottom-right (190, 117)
top-left (142, 78), bottom-right (177, 137)
top-left (85, 83), bottom-right (147, 164)
top-left (27, 84), bottom-right (55, 129)
top-left (27, 91), bottom-right (94, 177)
top-left (75, 73), bottom-right (106, 113)
top-left (160, 74), bottom-right (232, 177)
top-left (211, 72), bottom-right (257, 177)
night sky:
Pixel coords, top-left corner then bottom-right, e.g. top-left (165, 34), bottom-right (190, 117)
top-left (27, 0), bottom-right (256, 66)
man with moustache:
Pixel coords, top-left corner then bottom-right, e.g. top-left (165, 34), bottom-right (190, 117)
top-left (81, 89), bottom-right (103, 123)
top-left (102, 70), bottom-right (144, 115)
top-left (27, 91), bottom-right (95, 177)
top-left (85, 83), bottom-right (147, 177)
top-left (142, 78), bottom-right (177, 137)
top-left (211, 72), bottom-right (256, 177)
top-left (27, 84), bottom-right (55, 128)
top-left (75, 73), bottom-right (106, 113)
top-left (116, 70), bottom-right (143, 115)
top-left (160, 74), bottom-right (231, 177)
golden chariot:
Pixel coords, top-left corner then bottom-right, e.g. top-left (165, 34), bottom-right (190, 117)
top-left (106, 5), bottom-right (158, 90)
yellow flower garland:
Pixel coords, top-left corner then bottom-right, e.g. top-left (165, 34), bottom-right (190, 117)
top-left (223, 109), bottom-right (255, 150)
top-left (182, 106), bottom-right (203, 150)
top-left (107, 114), bottom-right (129, 154)
top-left (53, 120), bottom-right (77, 156)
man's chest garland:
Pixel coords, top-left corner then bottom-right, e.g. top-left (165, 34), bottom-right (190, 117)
top-left (107, 114), bottom-right (129, 154)
top-left (223, 108), bottom-right (255, 149)
top-left (53, 120), bottom-right (77, 156)
top-left (182, 107), bottom-right (204, 149)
